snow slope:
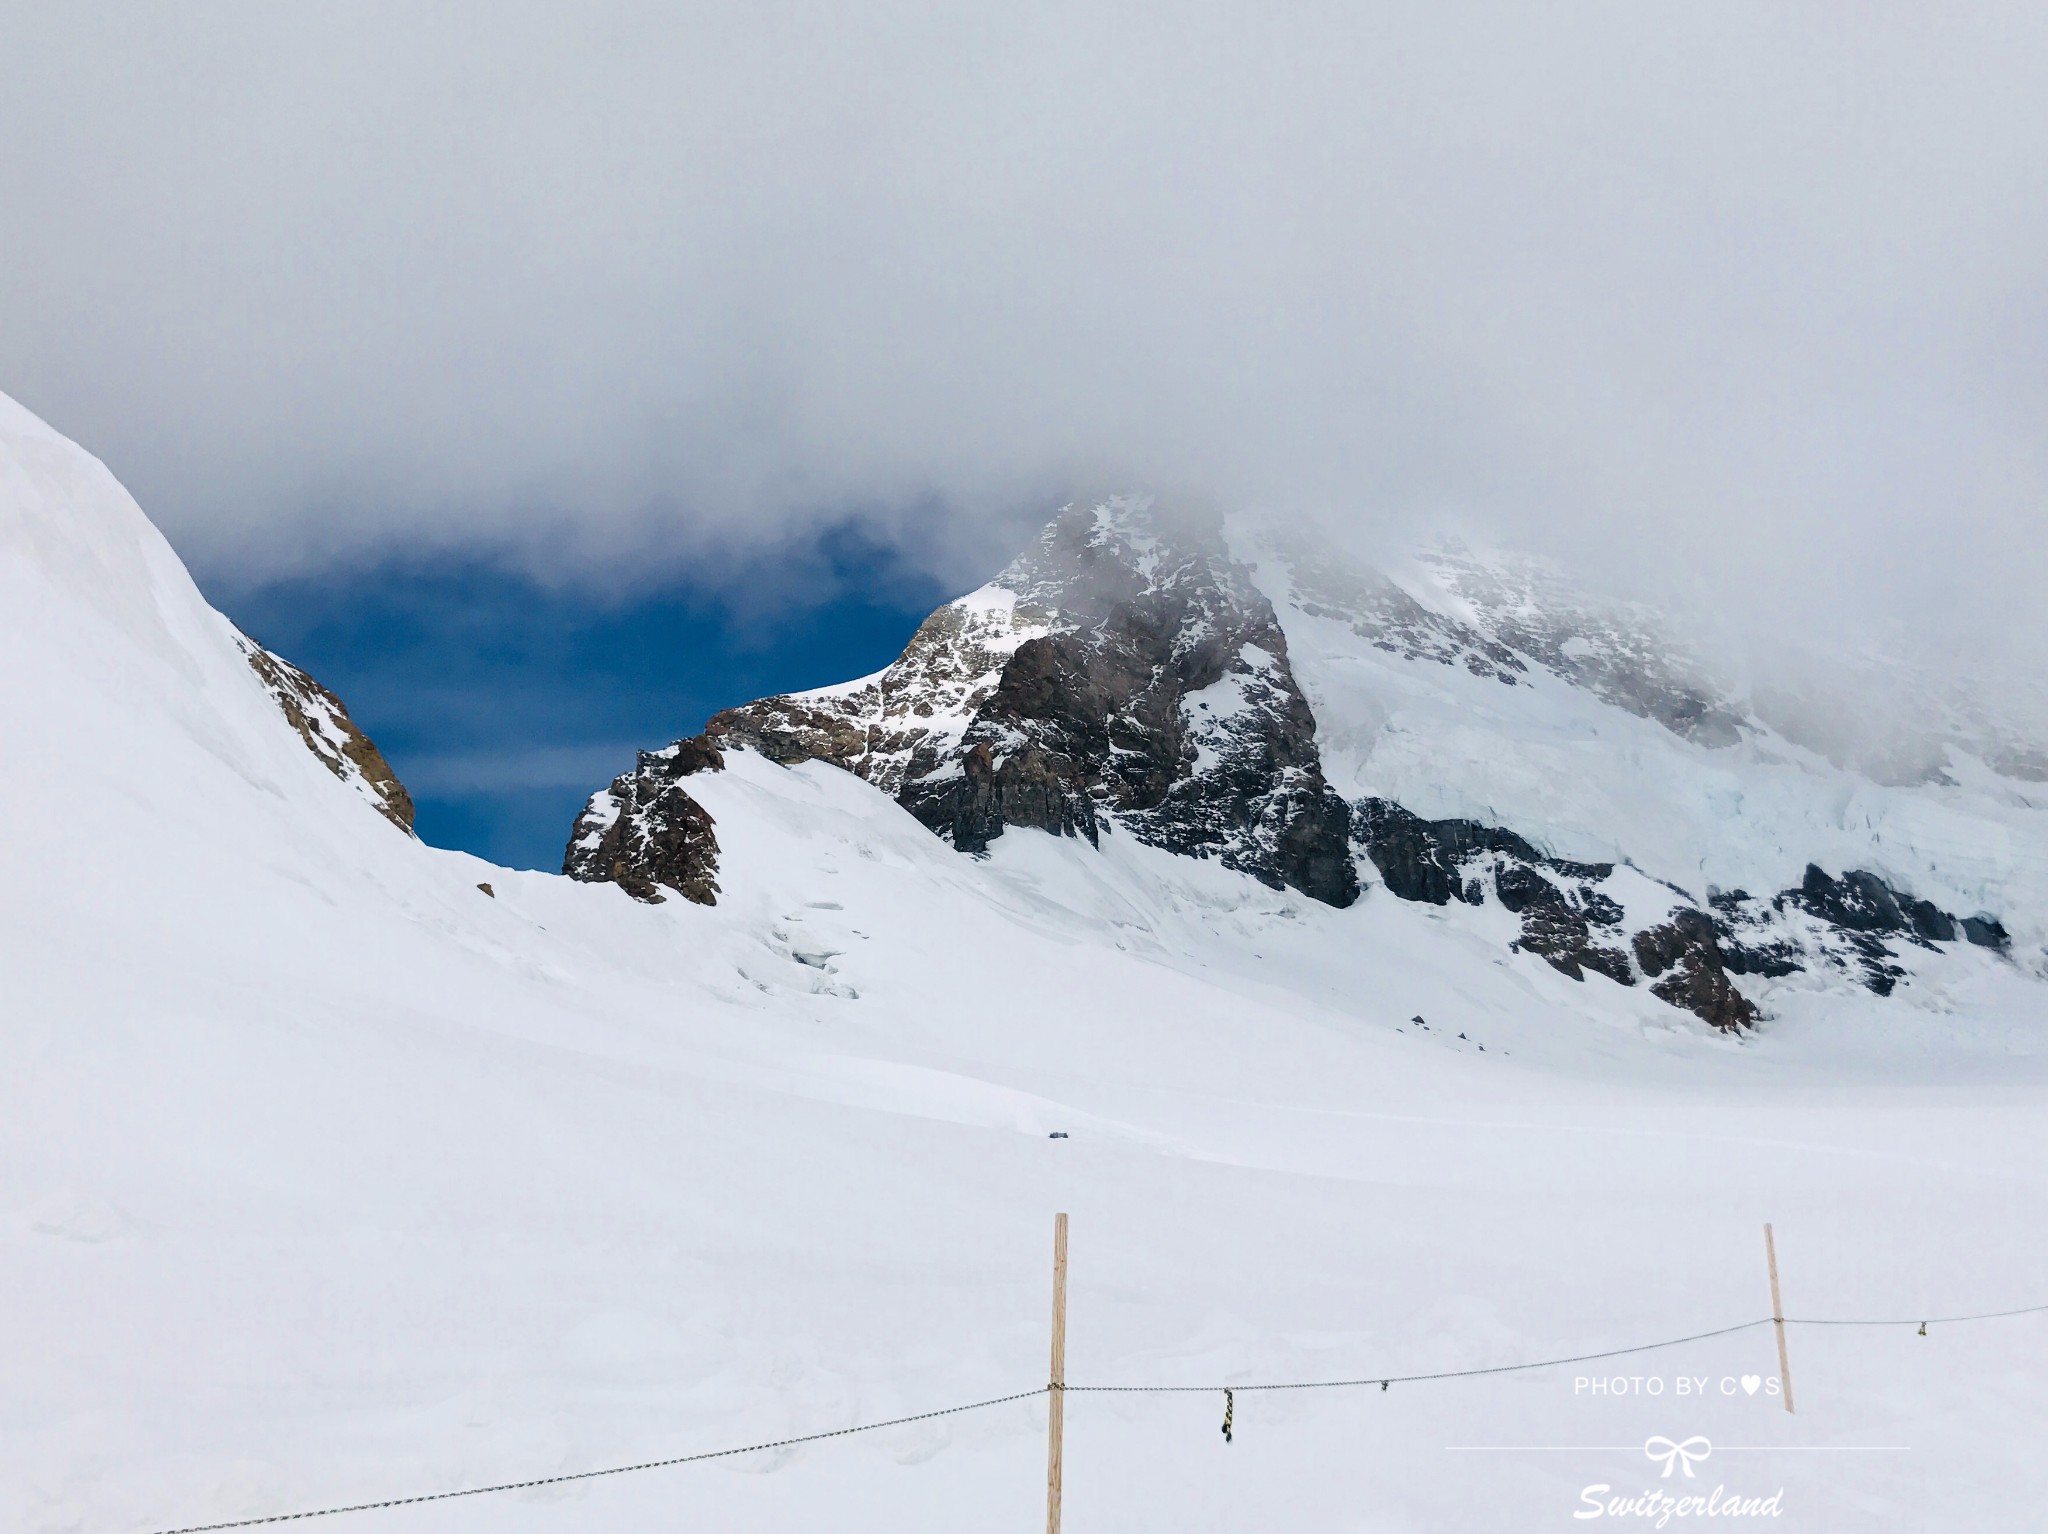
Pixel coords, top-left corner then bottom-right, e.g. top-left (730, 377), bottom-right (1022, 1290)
top-left (7, 394), bottom-right (2048, 1532)
top-left (1235, 522), bottom-right (2048, 950)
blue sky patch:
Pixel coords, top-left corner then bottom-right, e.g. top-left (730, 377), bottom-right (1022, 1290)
top-left (205, 528), bottom-right (950, 871)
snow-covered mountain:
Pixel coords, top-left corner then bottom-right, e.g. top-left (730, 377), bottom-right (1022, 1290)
top-left (571, 496), bottom-right (2043, 1032)
top-left (11, 393), bottom-right (2048, 1533)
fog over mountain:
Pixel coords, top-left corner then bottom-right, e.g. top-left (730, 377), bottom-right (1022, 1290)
top-left (3, 3), bottom-right (2044, 743)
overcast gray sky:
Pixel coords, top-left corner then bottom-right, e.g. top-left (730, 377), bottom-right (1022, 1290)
top-left (4, 2), bottom-right (2045, 678)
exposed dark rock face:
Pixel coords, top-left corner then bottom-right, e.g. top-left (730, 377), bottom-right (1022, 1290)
top-left (901, 740), bottom-right (1096, 853)
top-left (564, 737), bottom-right (724, 905)
top-left (1352, 798), bottom-right (1634, 987)
top-left (702, 589), bottom-right (1025, 791)
top-left (1963, 916), bottom-right (2011, 951)
top-left (711, 499), bottom-right (1357, 905)
top-left (1493, 862), bottom-right (1563, 913)
top-left (1767, 864), bottom-right (2003, 996)
top-left (1791, 865), bottom-right (1937, 938)
top-left (1706, 890), bottom-right (1803, 979)
top-left (1351, 804), bottom-right (2015, 1026)
top-left (236, 631), bottom-right (415, 833)
top-left (1353, 800), bottom-right (1490, 905)
top-left (1496, 865), bottom-right (1635, 986)
top-left (1632, 911), bottom-right (1758, 1032)
top-left (1692, 866), bottom-right (2014, 999)
top-left (1351, 799), bottom-right (1604, 904)
top-left (1518, 898), bottom-right (1637, 986)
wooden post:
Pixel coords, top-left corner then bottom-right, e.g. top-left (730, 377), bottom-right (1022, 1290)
top-left (1763, 1223), bottom-right (1795, 1415)
top-left (1047, 1212), bottom-right (1069, 1534)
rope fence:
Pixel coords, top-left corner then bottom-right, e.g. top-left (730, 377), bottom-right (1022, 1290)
top-left (138, 1299), bottom-right (2046, 1533)
top-left (148, 1390), bottom-right (1048, 1534)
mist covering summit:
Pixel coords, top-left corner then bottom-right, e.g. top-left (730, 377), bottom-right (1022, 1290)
top-left (569, 496), bottom-right (2030, 1032)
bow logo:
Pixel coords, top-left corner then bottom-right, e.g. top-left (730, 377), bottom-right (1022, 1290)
top-left (1644, 1435), bottom-right (1713, 1479)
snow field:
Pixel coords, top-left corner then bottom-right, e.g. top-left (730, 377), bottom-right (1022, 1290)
top-left (6, 394), bottom-right (2048, 1530)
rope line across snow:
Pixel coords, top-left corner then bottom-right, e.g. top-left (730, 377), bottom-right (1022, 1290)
top-left (139, 1303), bottom-right (2046, 1532)
top-left (145, 1389), bottom-right (1049, 1534)
top-left (1063, 1317), bottom-right (1777, 1394)
top-left (1786, 1300), bottom-right (2048, 1327)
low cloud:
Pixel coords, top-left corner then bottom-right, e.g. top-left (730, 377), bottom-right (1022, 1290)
top-left (4, 2), bottom-right (2045, 691)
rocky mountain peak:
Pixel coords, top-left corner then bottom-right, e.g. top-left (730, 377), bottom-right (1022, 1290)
top-left (886, 497), bottom-right (1356, 902)
top-left (565, 498), bottom-right (2030, 1034)
top-left (681, 496), bottom-right (1356, 904)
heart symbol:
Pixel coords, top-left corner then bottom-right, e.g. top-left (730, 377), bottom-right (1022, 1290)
top-left (1741, 1375), bottom-right (1762, 1395)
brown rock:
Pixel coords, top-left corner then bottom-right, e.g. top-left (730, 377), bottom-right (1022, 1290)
top-left (1632, 911), bottom-right (1758, 1032)
top-left (563, 737), bottom-right (724, 905)
top-left (236, 632), bottom-right (415, 833)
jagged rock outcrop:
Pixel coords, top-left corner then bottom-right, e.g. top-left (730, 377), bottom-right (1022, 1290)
top-left (705, 498), bottom-right (1358, 905)
top-left (1761, 864), bottom-right (2004, 997)
top-left (1962, 915), bottom-right (2011, 950)
top-left (1792, 864), bottom-right (1955, 943)
top-left (702, 587), bottom-right (1035, 793)
top-left (1498, 867), bottom-right (1638, 988)
top-left (1632, 910), bottom-right (1758, 1032)
top-left (236, 631), bottom-right (415, 833)
top-left (1705, 890), bottom-right (1804, 980)
top-left (1352, 798), bottom-right (1605, 905)
top-left (1684, 866), bottom-right (2003, 1001)
top-left (1353, 799), bottom-right (1636, 986)
top-left (1350, 797), bottom-right (2011, 1030)
top-left (564, 737), bottom-right (723, 904)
